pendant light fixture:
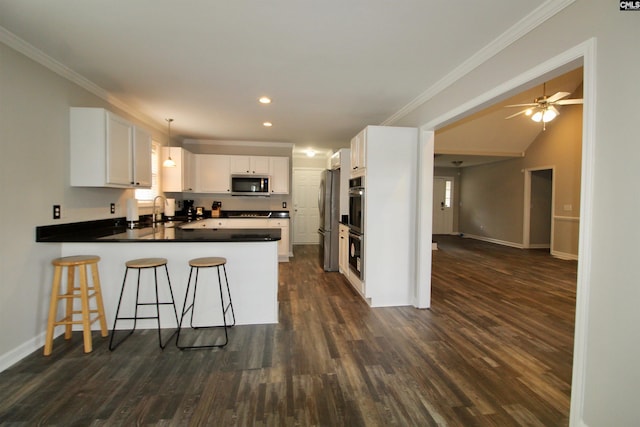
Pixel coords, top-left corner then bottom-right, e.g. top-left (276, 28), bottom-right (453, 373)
top-left (162, 118), bottom-right (176, 168)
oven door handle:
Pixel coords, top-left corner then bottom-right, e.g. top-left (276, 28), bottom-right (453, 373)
top-left (348, 231), bottom-right (362, 241)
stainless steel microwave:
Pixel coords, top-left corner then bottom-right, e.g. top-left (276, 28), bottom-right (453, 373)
top-left (231, 175), bottom-right (270, 196)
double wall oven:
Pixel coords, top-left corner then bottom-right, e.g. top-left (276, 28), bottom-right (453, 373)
top-left (348, 177), bottom-right (364, 280)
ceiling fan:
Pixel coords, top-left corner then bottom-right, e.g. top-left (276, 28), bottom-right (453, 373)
top-left (505, 82), bottom-right (583, 130)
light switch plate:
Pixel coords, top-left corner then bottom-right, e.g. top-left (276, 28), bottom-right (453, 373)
top-left (53, 205), bottom-right (61, 219)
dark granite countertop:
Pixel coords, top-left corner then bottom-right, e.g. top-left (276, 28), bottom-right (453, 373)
top-left (36, 217), bottom-right (281, 243)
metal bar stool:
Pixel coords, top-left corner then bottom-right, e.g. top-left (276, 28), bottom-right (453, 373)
top-left (176, 257), bottom-right (236, 349)
top-left (44, 255), bottom-right (108, 355)
top-left (109, 257), bottom-right (179, 350)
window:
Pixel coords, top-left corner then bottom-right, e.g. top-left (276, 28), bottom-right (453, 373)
top-left (444, 180), bottom-right (452, 208)
top-left (135, 141), bottom-right (160, 202)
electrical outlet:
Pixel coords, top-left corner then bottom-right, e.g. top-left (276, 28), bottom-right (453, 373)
top-left (282, 202), bottom-right (287, 208)
top-left (53, 205), bottom-right (61, 219)
top-left (110, 203), bottom-right (116, 214)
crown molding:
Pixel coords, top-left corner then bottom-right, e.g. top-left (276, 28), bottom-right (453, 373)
top-left (183, 139), bottom-right (293, 149)
top-left (0, 25), bottom-right (165, 133)
top-left (382, 0), bottom-right (576, 126)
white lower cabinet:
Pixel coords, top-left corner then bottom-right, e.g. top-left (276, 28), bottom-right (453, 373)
top-left (339, 224), bottom-right (350, 278)
top-left (179, 217), bottom-right (290, 262)
top-left (269, 218), bottom-right (290, 262)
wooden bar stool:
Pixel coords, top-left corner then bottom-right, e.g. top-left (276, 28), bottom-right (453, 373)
top-left (176, 257), bottom-right (236, 349)
top-left (109, 257), bottom-right (179, 350)
top-left (44, 255), bottom-right (108, 356)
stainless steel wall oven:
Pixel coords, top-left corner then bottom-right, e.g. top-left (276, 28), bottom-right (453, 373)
top-left (348, 177), bottom-right (364, 234)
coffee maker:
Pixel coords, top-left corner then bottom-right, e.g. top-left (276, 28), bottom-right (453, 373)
top-left (183, 199), bottom-right (194, 220)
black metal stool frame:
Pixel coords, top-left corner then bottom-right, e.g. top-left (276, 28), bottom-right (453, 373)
top-left (176, 262), bottom-right (236, 349)
top-left (109, 262), bottom-right (179, 351)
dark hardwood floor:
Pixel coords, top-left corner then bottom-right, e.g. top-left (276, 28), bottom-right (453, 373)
top-left (0, 237), bottom-right (576, 426)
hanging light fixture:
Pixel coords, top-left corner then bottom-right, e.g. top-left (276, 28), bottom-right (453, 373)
top-left (162, 118), bottom-right (176, 168)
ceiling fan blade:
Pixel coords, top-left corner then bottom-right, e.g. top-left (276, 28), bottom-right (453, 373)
top-left (554, 98), bottom-right (583, 105)
top-left (504, 102), bottom-right (537, 108)
top-left (546, 91), bottom-right (570, 103)
top-left (505, 109), bottom-right (530, 119)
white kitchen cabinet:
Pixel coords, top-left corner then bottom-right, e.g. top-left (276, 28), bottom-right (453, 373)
top-left (70, 107), bottom-right (152, 188)
top-left (162, 147), bottom-right (195, 192)
top-left (350, 128), bottom-right (366, 178)
top-left (354, 125), bottom-right (418, 307)
top-left (269, 218), bottom-right (290, 261)
top-left (269, 156), bottom-right (290, 194)
top-left (179, 217), bottom-right (290, 262)
top-left (230, 155), bottom-right (270, 175)
top-left (339, 224), bottom-right (350, 278)
top-left (195, 154), bottom-right (231, 193)
top-left (132, 126), bottom-right (152, 187)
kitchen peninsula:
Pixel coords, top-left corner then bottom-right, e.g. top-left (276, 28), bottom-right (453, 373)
top-left (36, 219), bottom-right (280, 328)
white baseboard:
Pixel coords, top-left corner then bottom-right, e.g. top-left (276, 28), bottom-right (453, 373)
top-left (551, 250), bottom-right (578, 261)
top-left (462, 234), bottom-right (524, 249)
top-left (529, 243), bottom-right (551, 249)
top-left (0, 331), bottom-right (51, 373)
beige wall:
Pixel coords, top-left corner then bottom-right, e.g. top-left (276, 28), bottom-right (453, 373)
top-left (0, 42), bottom-right (152, 364)
top-left (458, 159), bottom-right (525, 243)
top-left (455, 84), bottom-right (582, 255)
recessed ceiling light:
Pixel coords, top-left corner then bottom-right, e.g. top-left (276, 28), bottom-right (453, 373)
top-left (306, 149), bottom-right (316, 158)
top-left (263, 122), bottom-right (273, 127)
top-left (258, 97), bottom-right (272, 104)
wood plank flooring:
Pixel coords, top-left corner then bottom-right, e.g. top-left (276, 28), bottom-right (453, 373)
top-left (0, 237), bottom-right (576, 426)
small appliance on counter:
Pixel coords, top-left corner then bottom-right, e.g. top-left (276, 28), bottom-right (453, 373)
top-left (126, 198), bottom-right (139, 228)
top-left (183, 199), bottom-right (194, 221)
top-left (211, 201), bottom-right (222, 217)
top-left (195, 206), bottom-right (204, 218)
top-left (165, 198), bottom-right (175, 220)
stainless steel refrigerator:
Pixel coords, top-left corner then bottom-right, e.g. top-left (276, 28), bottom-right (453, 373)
top-left (318, 169), bottom-right (340, 271)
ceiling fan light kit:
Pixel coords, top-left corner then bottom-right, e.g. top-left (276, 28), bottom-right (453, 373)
top-left (505, 82), bottom-right (582, 130)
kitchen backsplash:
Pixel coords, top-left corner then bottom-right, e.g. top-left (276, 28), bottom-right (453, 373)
top-left (173, 193), bottom-right (290, 212)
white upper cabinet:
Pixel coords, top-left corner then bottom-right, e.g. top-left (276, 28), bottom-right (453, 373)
top-left (132, 126), bottom-right (152, 187)
top-left (350, 128), bottom-right (366, 178)
top-left (230, 155), bottom-right (270, 175)
top-left (269, 156), bottom-right (290, 194)
top-left (196, 154), bottom-right (231, 193)
top-left (162, 147), bottom-right (195, 192)
top-left (70, 107), bottom-right (151, 188)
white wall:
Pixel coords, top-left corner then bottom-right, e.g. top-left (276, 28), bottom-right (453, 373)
top-left (394, 1), bottom-right (640, 425)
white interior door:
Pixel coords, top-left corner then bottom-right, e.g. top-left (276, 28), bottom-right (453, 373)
top-left (293, 168), bottom-right (323, 244)
top-left (432, 177), bottom-right (453, 234)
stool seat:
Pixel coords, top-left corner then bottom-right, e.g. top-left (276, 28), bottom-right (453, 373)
top-left (125, 258), bottom-right (168, 269)
top-left (188, 257), bottom-right (226, 268)
top-left (52, 255), bottom-right (100, 266)
top-left (44, 255), bottom-right (107, 356)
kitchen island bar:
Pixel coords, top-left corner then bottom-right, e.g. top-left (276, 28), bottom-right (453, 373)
top-left (36, 221), bottom-right (280, 329)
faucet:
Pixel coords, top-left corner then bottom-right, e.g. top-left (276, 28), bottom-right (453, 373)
top-left (152, 195), bottom-right (167, 224)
